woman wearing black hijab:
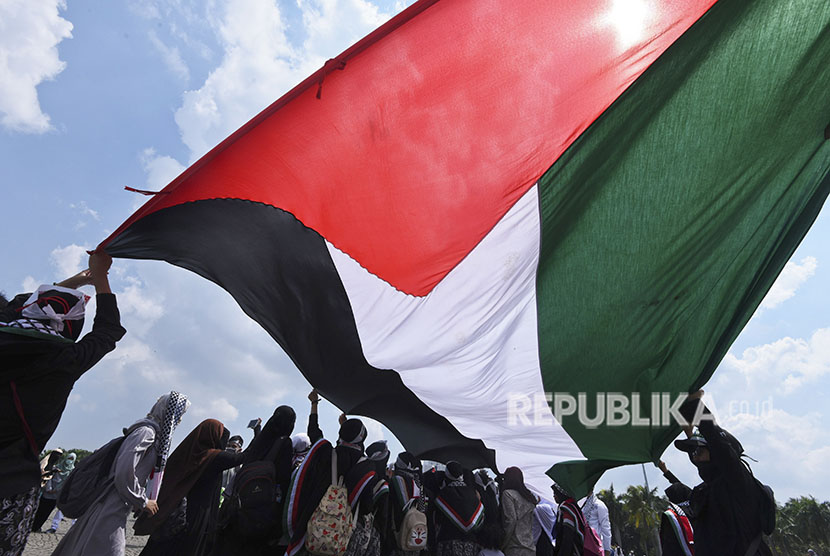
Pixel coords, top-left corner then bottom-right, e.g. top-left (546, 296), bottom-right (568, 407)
top-left (474, 470), bottom-right (503, 551)
top-left (213, 406), bottom-right (296, 556)
top-left (389, 451), bottom-right (424, 556)
top-left (284, 414), bottom-right (372, 556)
top-left (366, 441), bottom-right (393, 555)
top-left (433, 461), bottom-right (485, 556)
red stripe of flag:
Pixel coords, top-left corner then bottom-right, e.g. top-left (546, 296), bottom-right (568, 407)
top-left (103, 0), bottom-right (717, 296)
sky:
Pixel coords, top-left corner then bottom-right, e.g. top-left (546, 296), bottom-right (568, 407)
top-left (1, 0), bottom-right (828, 503)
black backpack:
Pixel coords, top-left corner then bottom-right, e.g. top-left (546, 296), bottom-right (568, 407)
top-left (742, 458), bottom-right (776, 535)
top-left (755, 478), bottom-right (776, 535)
top-left (232, 438), bottom-right (288, 539)
top-left (57, 436), bottom-right (125, 518)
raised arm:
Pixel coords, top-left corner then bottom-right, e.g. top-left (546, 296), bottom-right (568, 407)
top-left (307, 389), bottom-right (324, 443)
top-left (59, 251), bottom-right (125, 376)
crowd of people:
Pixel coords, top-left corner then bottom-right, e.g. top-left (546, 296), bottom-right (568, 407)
top-left (1, 253), bottom-right (775, 556)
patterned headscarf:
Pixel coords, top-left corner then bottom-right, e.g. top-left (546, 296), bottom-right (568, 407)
top-left (291, 433), bottom-right (311, 467)
top-left (366, 440), bottom-right (390, 476)
top-left (337, 418), bottom-right (367, 451)
top-left (0, 285), bottom-right (88, 340)
top-left (146, 391), bottom-right (190, 499)
top-left (551, 482), bottom-right (573, 500)
top-left (56, 452), bottom-right (76, 474)
top-left (394, 451), bottom-right (422, 480)
top-left (445, 461), bottom-right (466, 485)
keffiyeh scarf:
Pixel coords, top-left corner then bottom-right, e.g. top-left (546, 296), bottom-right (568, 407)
top-left (146, 391), bottom-right (190, 499)
top-left (0, 285), bottom-right (88, 340)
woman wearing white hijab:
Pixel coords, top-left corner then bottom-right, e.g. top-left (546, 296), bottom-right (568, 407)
top-left (51, 391), bottom-right (189, 556)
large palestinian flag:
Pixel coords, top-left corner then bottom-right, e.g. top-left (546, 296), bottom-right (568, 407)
top-left (102, 0), bottom-right (830, 496)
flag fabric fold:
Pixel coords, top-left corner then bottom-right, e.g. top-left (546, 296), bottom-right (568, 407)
top-left (103, 0), bottom-right (830, 496)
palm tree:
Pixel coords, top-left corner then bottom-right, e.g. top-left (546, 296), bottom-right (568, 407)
top-left (769, 496), bottom-right (830, 554)
top-left (621, 484), bottom-right (664, 556)
top-left (599, 485), bottom-right (626, 548)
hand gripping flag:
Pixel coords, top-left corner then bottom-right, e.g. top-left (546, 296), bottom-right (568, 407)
top-left (102, 0), bottom-right (830, 496)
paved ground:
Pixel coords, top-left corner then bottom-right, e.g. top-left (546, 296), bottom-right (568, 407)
top-left (23, 509), bottom-right (148, 556)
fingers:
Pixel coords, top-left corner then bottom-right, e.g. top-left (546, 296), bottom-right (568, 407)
top-left (88, 251), bottom-right (113, 275)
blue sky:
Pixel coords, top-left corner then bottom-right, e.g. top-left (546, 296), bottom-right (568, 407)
top-left (1, 0), bottom-right (828, 502)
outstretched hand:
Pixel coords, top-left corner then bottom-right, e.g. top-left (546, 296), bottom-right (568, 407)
top-left (55, 269), bottom-right (93, 289)
top-left (308, 389), bottom-right (319, 403)
top-left (339, 412), bottom-right (347, 425)
top-left (247, 417), bottom-right (262, 429)
top-left (688, 389), bottom-right (704, 401)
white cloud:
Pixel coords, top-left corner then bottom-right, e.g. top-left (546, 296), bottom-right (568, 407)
top-left (173, 0), bottom-right (391, 162)
top-left (298, 0), bottom-right (387, 66)
top-left (174, 0), bottom-right (297, 161)
top-left (712, 406), bottom-right (830, 497)
top-left (69, 201), bottom-right (100, 229)
top-left (127, 0), bottom-right (162, 20)
top-left (97, 334), bottom-right (184, 388)
top-left (140, 147), bottom-right (186, 190)
top-left (116, 276), bottom-right (166, 337)
top-left (194, 397), bottom-right (240, 422)
top-left (50, 244), bottom-right (89, 279)
top-left (22, 276), bottom-right (40, 292)
top-left (759, 256), bottom-right (817, 311)
top-left (148, 29), bottom-right (190, 81)
top-left (722, 328), bottom-right (830, 394)
top-left (720, 408), bottom-right (822, 450)
top-left (362, 417), bottom-right (386, 442)
top-left (803, 445), bottom-right (830, 477)
top-left (0, 0), bottom-right (72, 133)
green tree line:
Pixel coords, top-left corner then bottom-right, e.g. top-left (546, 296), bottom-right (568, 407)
top-left (598, 485), bottom-right (830, 556)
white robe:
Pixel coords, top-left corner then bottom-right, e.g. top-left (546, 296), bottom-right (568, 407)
top-left (52, 424), bottom-right (157, 556)
top-left (582, 494), bottom-right (612, 553)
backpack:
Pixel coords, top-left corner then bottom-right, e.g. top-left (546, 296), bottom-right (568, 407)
top-left (234, 459), bottom-right (281, 539)
top-left (583, 525), bottom-right (603, 556)
top-left (743, 459), bottom-right (776, 535)
top-left (755, 478), bottom-right (776, 535)
top-left (306, 450), bottom-right (355, 556)
top-left (155, 497), bottom-right (188, 541)
top-left (396, 474), bottom-right (428, 550)
top-left (57, 435), bottom-right (125, 518)
top-left (562, 499), bottom-right (601, 556)
top-left (345, 507), bottom-right (381, 556)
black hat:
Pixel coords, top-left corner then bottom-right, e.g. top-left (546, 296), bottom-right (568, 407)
top-left (366, 440), bottom-right (390, 463)
top-left (338, 418), bottom-right (367, 447)
top-left (674, 429), bottom-right (744, 455)
top-left (674, 432), bottom-right (707, 453)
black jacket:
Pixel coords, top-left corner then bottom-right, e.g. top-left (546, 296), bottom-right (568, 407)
top-left (1, 293), bottom-right (125, 497)
top-left (673, 399), bottom-right (772, 556)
